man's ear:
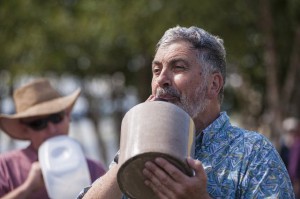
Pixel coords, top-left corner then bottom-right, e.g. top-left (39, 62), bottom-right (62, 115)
top-left (207, 72), bottom-right (223, 99)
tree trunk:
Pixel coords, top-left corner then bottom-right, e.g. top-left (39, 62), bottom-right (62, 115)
top-left (259, 0), bottom-right (282, 147)
top-left (282, 26), bottom-right (300, 117)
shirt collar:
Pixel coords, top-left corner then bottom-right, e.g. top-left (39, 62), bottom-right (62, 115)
top-left (196, 111), bottom-right (230, 147)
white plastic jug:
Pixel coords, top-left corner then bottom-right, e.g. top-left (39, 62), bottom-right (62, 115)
top-left (38, 135), bottom-right (91, 199)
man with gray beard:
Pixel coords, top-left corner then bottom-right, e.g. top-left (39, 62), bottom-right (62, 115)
top-left (78, 26), bottom-right (294, 199)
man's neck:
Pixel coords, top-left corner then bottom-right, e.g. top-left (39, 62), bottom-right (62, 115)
top-left (193, 106), bottom-right (221, 135)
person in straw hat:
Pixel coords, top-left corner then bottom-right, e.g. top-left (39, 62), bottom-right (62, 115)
top-left (0, 78), bottom-right (106, 199)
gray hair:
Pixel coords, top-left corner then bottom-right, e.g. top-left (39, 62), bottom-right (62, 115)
top-left (156, 26), bottom-right (226, 103)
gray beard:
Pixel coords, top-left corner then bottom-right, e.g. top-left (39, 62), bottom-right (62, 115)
top-left (156, 84), bottom-right (208, 119)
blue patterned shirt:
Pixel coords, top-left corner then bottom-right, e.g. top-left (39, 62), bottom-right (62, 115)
top-left (78, 112), bottom-right (295, 199)
top-left (195, 112), bottom-right (294, 198)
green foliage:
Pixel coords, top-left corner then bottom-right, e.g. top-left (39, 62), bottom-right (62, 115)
top-left (0, 0), bottom-right (299, 119)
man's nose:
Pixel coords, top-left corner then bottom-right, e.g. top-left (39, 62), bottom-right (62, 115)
top-left (155, 69), bottom-right (171, 87)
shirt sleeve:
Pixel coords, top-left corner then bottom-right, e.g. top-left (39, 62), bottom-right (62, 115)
top-left (0, 159), bottom-right (9, 196)
top-left (76, 186), bottom-right (92, 199)
top-left (239, 136), bottom-right (295, 198)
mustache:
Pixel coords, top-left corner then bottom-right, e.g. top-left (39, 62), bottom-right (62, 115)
top-left (156, 87), bottom-right (180, 99)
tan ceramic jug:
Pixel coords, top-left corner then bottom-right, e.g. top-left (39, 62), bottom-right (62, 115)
top-left (117, 101), bottom-right (195, 199)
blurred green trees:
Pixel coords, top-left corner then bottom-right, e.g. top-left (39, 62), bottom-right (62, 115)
top-left (0, 0), bottom-right (299, 160)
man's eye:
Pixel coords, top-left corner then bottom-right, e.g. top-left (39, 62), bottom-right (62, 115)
top-left (174, 66), bottom-right (186, 71)
top-left (152, 67), bottom-right (161, 75)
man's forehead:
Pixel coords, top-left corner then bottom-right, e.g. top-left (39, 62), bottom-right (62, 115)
top-left (157, 40), bottom-right (194, 51)
top-left (153, 42), bottom-right (197, 64)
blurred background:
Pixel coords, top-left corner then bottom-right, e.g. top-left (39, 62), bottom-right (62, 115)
top-left (0, 0), bottom-right (299, 167)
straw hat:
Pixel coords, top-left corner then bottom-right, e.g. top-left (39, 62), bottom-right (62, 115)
top-left (0, 78), bottom-right (81, 140)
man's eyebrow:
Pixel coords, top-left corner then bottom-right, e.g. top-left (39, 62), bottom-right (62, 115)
top-left (152, 60), bottom-right (161, 66)
top-left (169, 58), bottom-right (189, 66)
top-left (152, 58), bottom-right (189, 66)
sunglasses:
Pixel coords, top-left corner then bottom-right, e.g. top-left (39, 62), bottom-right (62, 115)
top-left (21, 112), bottom-right (65, 131)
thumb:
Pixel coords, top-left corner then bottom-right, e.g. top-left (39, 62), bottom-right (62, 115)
top-left (187, 157), bottom-right (207, 179)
